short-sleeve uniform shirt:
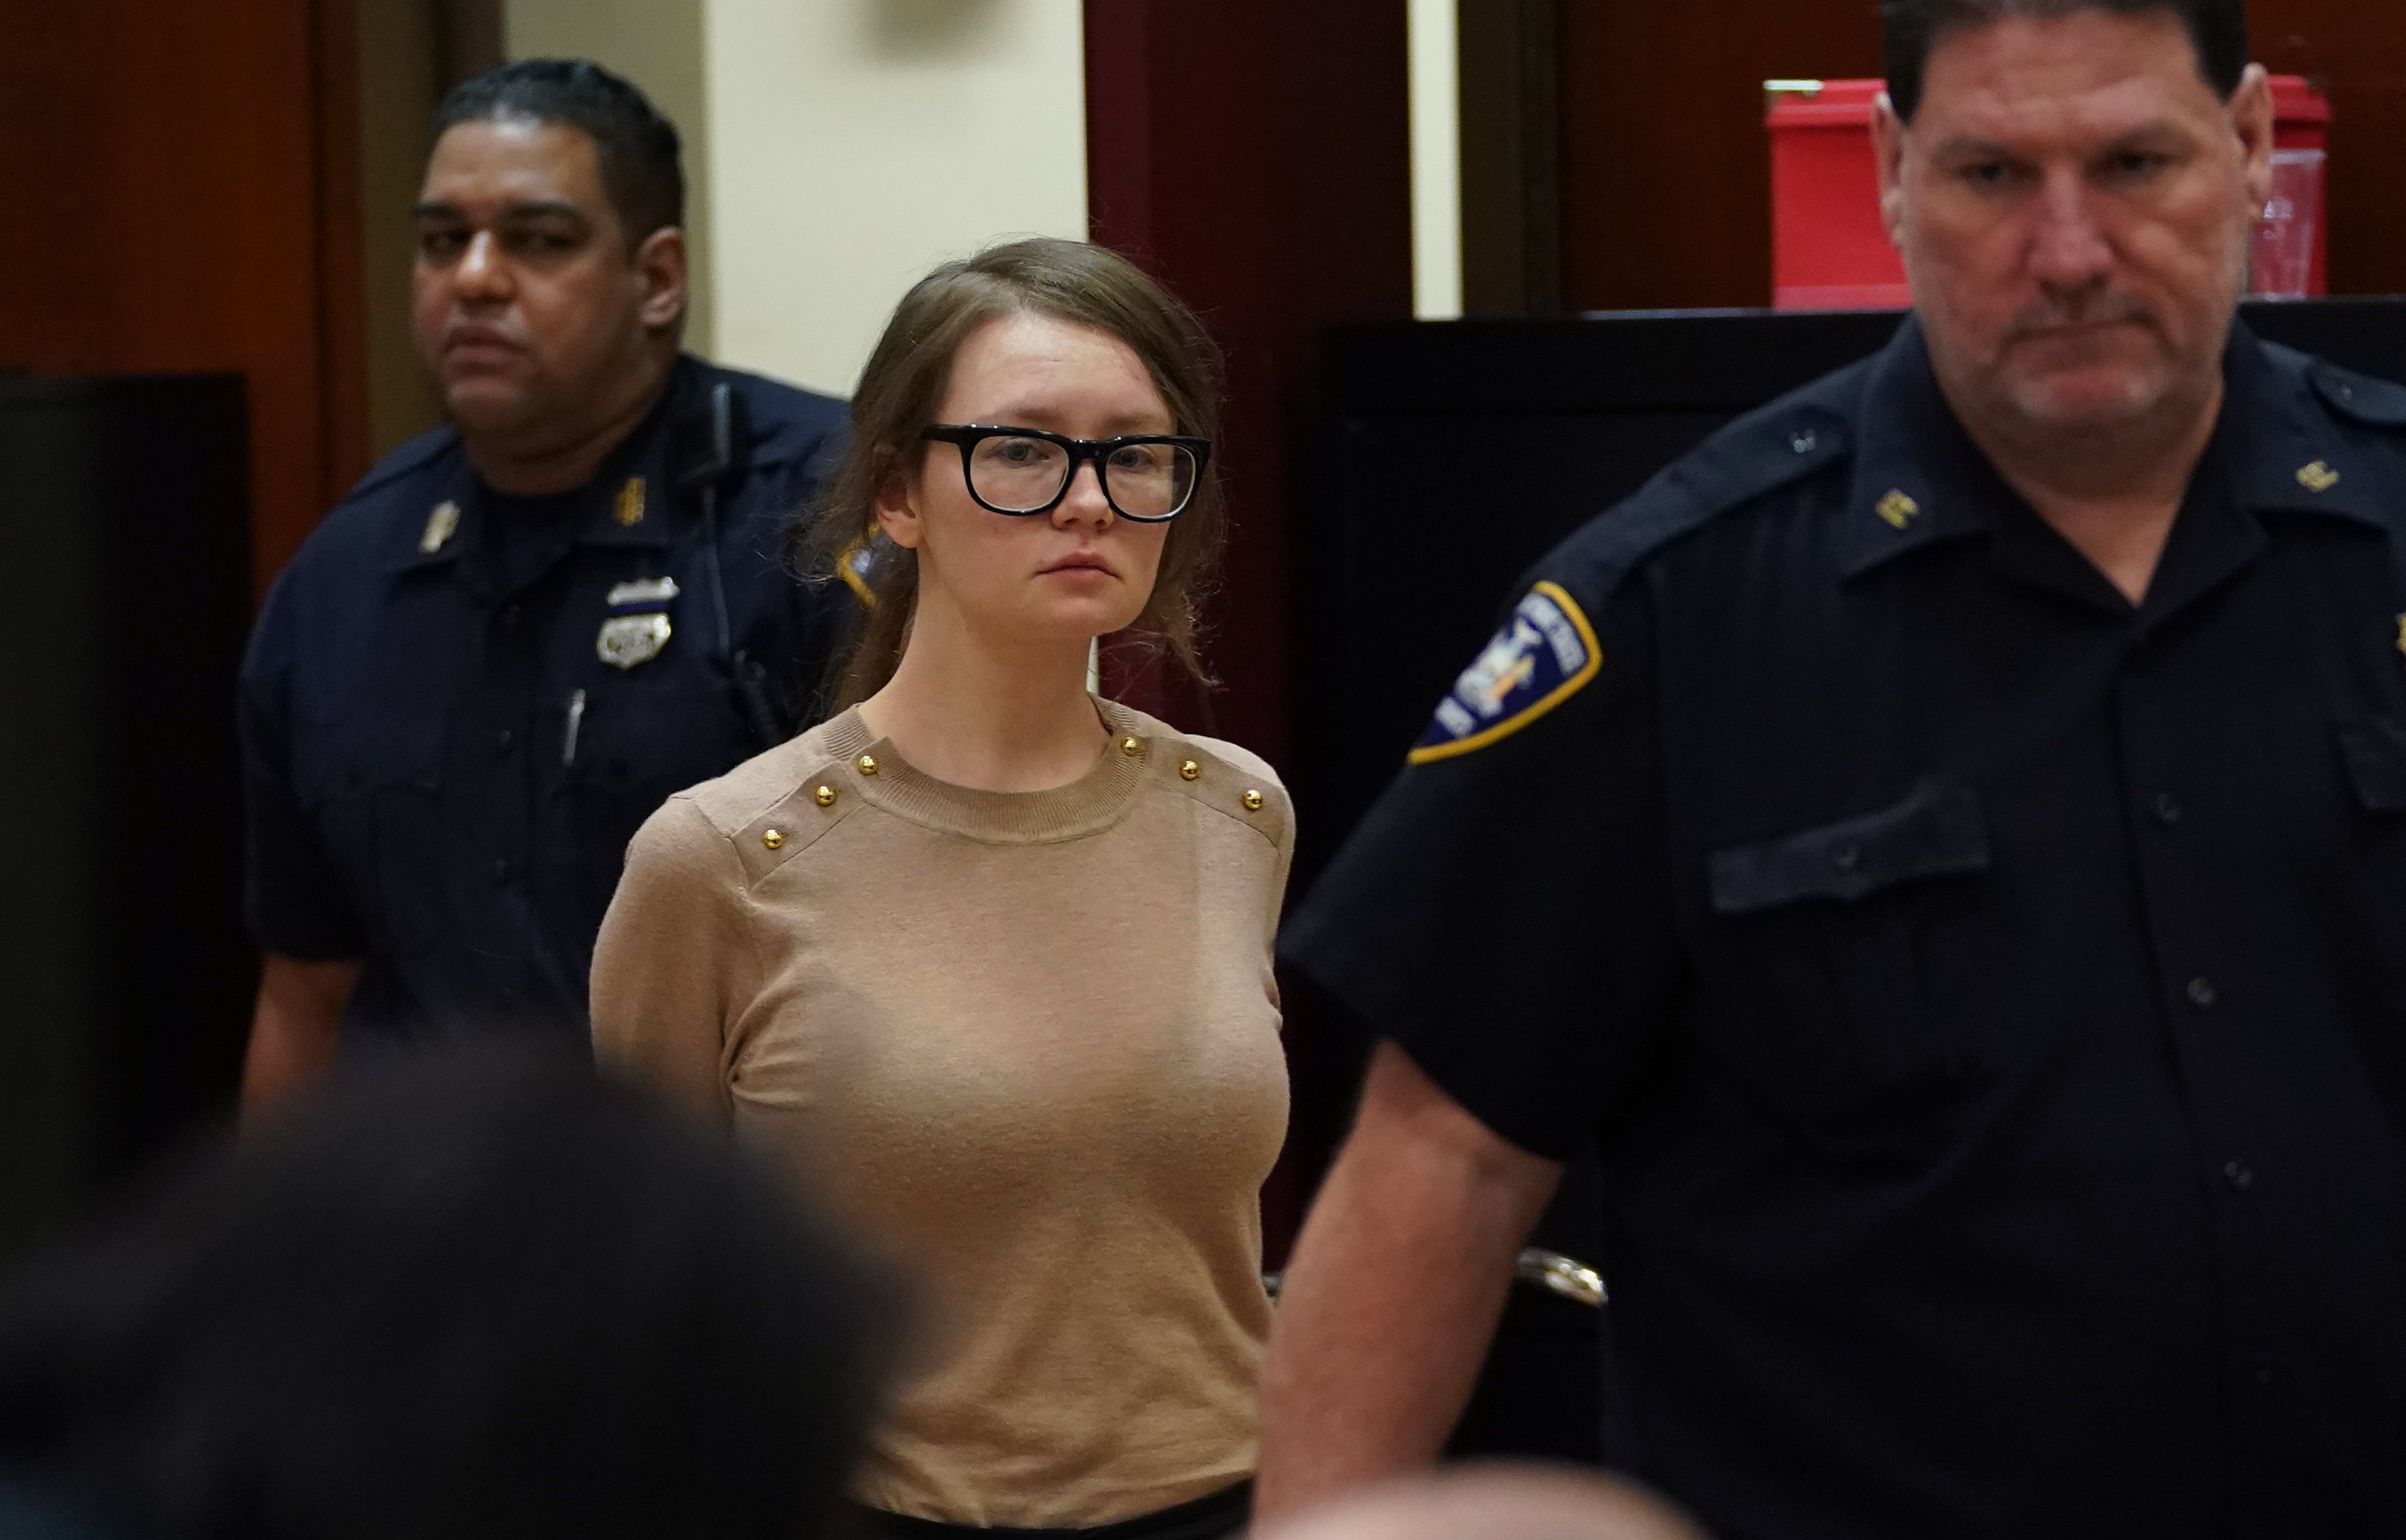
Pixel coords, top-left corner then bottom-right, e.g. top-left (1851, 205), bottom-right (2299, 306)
top-left (242, 356), bottom-right (848, 1047)
top-left (1283, 318), bottom-right (2406, 1540)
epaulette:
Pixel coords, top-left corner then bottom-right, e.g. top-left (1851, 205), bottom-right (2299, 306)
top-left (2309, 360), bottom-right (2406, 430)
top-left (1554, 383), bottom-right (1858, 581)
top-left (704, 362), bottom-right (845, 471)
top-left (1157, 734), bottom-right (1292, 853)
top-left (727, 759), bottom-right (863, 886)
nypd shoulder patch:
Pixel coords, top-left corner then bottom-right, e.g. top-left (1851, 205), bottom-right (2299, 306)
top-left (1408, 580), bottom-right (1601, 765)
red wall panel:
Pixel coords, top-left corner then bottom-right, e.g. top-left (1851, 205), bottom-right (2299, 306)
top-left (1084, 0), bottom-right (1414, 772)
top-left (1084, 0), bottom-right (1414, 1255)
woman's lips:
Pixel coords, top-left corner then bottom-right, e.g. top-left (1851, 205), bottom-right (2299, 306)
top-left (1039, 555), bottom-right (1116, 578)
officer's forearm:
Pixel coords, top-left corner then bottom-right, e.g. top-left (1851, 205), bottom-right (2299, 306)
top-left (1255, 1041), bottom-right (1563, 1523)
top-left (240, 953), bottom-right (362, 1113)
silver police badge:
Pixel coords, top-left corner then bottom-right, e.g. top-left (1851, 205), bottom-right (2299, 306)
top-left (597, 611), bottom-right (672, 669)
top-left (598, 575), bottom-right (678, 668)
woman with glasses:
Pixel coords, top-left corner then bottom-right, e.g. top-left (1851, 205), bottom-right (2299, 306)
top-left (591, 237), bottom-right (1288, 1540)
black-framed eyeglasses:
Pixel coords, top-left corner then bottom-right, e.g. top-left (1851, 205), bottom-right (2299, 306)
top-left (922, 424), bottom-right (1211, 523)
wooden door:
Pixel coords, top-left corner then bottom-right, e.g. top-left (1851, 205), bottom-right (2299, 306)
top-left (0, 0), bottom-right (368, 597)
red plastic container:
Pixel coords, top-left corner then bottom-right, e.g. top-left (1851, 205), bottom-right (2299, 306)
top-left (1765, 75), bottom-right (2333, 311)
top-left (1767, 79), bottom-right (1908, 311)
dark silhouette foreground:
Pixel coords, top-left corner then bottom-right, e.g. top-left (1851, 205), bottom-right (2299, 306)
top-left (0, 1049), bottom-right (887, 1540)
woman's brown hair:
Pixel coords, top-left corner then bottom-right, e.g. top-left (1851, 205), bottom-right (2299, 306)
top-left (798, 237), bottom-right (1227, 711)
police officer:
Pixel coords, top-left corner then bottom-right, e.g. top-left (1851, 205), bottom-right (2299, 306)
top-left (240, 60), bottom-right (849, 1100)
top-left (1258, 1), bottom-right (2406, 1536)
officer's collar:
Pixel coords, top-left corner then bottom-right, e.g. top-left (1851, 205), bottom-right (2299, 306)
top-left (1836, 314), bottom-right (2393, 589)
top-left (1834, 315), bottom-right (2014, 582)
top-left (572, 357), bottom-right (706, 551)
top-left (388, 359), bottom-right (700, 576)
top-left (2229, 330), bottom-right (2395, 532)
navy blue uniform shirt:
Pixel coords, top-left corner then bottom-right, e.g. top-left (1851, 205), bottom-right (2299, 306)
top-left (242, 356), bottom-right (850, 1047)
top-left (1283, 317), bottom-right (2406, 1540)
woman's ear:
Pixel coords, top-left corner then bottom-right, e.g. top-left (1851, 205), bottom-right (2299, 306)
top-left (870, 448), bottom-right (925, 551)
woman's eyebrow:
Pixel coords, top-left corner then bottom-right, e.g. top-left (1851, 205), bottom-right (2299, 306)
top-left (972, 408), bottom-right (1174, 434)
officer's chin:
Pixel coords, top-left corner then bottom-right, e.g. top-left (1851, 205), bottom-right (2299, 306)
top-left (2002, 363), bottom-right (2169, 436)
top-left (442, 376), bottom-right (546, 438)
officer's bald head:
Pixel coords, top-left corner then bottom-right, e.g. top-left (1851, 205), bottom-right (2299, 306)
top-left (1254, 1466), bottom-right (1706, 1540)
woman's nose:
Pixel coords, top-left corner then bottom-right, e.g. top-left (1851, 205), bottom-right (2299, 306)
top-left (1053, 459), bottom-right (1115, 528)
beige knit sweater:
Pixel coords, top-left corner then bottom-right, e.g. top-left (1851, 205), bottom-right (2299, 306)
top-left (591, 700), bottom-right (1293, 1528)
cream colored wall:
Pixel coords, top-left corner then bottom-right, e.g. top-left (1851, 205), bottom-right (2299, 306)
top-left (501, 0), bottom-right (1089, 400)
top-left (1408, 0), bottom-right (1463, 321)
top-left (357, 0), bottom-right (449, 456)
top-left (702, 0), bottom-right (1089, 397)
top-left (503, 0), bottom-right (717, 353)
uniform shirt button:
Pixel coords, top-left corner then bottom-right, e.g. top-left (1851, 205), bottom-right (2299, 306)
top-left (1830, 841), bottom-right (1862, 874)
top-left (495, 728), bottom-right (515, 754)
top-left (2223, 1159), bottom-right (2255, 1192)
top-left (1790, 429), bottom-right (1819, 455)
top-left (2152, 793), bottom-right (2180, 825)
top-left (493, 857), bottom-right (512, 886)
top-left (2186, 976), bottom-right (2218, 1010)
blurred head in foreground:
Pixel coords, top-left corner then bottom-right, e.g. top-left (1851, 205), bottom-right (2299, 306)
top-left (1253, 1464), bottom-right (1706, 1540)
top-left (0, 1050), bottom-right (887, 1540)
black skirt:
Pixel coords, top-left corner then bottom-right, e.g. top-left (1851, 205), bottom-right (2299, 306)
top-left (855, 1482), bottom-right (1251, 1540)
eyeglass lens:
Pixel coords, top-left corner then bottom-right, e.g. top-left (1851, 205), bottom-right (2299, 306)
top-left (968, 436), bottom-right (1197, 518)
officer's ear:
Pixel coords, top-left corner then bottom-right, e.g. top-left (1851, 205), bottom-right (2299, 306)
top-left (870, 445), bottom-right (926, 552)
top-left (2228, 63), bottom-right (2277, 219)
top-left (633, 225), bottom-right (688, 336)
top-left (1871, 90), bottom-right (1909, 251)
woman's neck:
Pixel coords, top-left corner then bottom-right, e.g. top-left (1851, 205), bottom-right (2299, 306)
top-left (856, 608), bottom-right (1106, 794)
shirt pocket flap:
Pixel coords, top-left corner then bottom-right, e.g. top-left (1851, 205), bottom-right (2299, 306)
top-left (2338, 718), bottom-right (2406, 813)
top-left (1708, 780), bottom-right (1989, 915)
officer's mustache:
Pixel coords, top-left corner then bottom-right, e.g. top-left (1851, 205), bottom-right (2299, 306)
top-left (2004, 289), bottom-right (2156, 343)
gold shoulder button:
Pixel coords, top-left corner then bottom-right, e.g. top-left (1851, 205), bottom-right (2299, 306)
top-left (813, 785), bottom-right (838, 808)
top-left (1242, 788), bottom-right (1266, 812)
top-left (1875, 489), bottom-right (1921, 530)
top-left (1119, 735), bottom-right (1144, 756)
top-left (1180, 759), bottom-right (1201, 781)
top-left (857, 754), bottom-right (880, 776)
top-left (761, 828), bottom-right (785, 850)
top-left (2297, 460), bottom-right (2341, 493)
